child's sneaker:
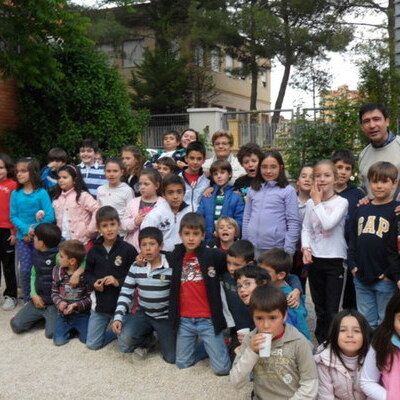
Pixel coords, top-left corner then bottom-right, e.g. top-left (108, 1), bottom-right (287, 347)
top-left (132, 347), bottom-right (149, 361)
top-left (2, 296), bottom-right (17, 311)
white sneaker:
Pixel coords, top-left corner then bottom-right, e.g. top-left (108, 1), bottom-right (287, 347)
top-left (2, 296), bottom-right (17, 311)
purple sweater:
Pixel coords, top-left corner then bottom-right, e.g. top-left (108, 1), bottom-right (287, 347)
top-left (242, 181), bottom-right (300, 254)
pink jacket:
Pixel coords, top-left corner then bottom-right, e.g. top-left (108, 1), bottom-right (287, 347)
top-left (53, 189), bottom-right (99, 245)
top-left (121, 196), bottom-right (165, 251)
top-left (314, 346), bottom-right (366, 400)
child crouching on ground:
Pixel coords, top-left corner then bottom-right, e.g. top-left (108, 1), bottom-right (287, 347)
top-left (112, 227), bottom-right (175, 363)
top-left (51, 240), bottom-right (91, 346)
top-left (230, 284), bottom-right (318, 399)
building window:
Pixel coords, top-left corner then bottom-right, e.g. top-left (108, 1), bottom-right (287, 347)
top-left (211, 48), bottom-right (220, 72)
top-left (97, 44), bottom-right (115, 66)
top-left (122, 40), bottom-right (144, 68)
top-left (195, 46), bottom-right (204, 67)
top-left (225, 54), bottom-right (233, 76)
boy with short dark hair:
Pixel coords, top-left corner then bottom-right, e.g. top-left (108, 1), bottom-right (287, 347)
top-left (77, 138), bottom-right (106, 197)
top-left (348, 161), bottom-right (400, 329)
top-left (10, 223), bottom-right (62, 338)
top-left (258, 248), bottom-right (311, 340)
top-left (198, 160), bottom-right (244, 241)
top-left (85, 206), bottom-right (137, 350)
top-left (230, 285), bottom-right (318, 400)
top-left (40, 147), bottom-right (68, 190)
top-left (52, 239), bottom-right (91, 346)
top-left (179, 141), bottom-right (210, 212)
top-left (235, 143), bottom-right (264, 199)
top-left (169, 212), bottom-right (231, 375)
top-left (112, 227), bottom-right (175, 363)
top-left (156, 157), bottom-right (176, 177)
top-left (141, 174), bottom-right (191, 251)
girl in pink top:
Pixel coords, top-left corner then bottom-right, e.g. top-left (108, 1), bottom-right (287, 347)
top-left (122, 168), bottom-right (164, 251)
top-left (361, 292), bottom-right (400, 400)
top-left (314, 309), bottom-right (371, 400)
top-left (52, 165), bottom-right (99, 248)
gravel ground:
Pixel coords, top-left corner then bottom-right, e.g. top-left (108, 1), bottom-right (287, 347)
top-left (0, 283), bottom-right (316, 400)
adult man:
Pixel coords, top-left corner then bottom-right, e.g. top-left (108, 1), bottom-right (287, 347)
top-left (358, 102), bottom-right (400, 196)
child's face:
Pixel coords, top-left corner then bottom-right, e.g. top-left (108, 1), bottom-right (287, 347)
top-left (241, 154), bottom-right (259, 178)
top-left (156, 163), bottom-right (173, 177)
top-left (163, 183), bottom-right (185, 212)
top-left (297, 166), bottom-right (313, 193)
top-left (216, 221), bottom-right (236, 243)
top-left (58, 170), bottom-right (74, 192)
top-left (334, 161), bottom-right (353, 187)
top-left (95, 152), bottom-right (104, 165)
top-left (314, 164), bottom-right (336, 194)
top-left (260, 156), bottom-right (281, 182)
top-left (98, 219), bottom-right (120, 244)
top-left (227, 255), bottom-right (247, 275)
top-left (16, 162), bottom-right (30, 186)
top-left (0, 159), bottom-right (7, 181)
top-left (236, 276), bottom-right (258, 305)
top-left (394, 312), bottom-right (400, 337)
top-left (180, 226), bottom-right (205, 253)
top-left (59, 251), bottom-right (75, 269)
top-left (181, 130), bottom-right (197, 149)
top-left (337, 316), bottom-right (364, 357)
top-left (33, 235), bottom-right (43, 251)
top-left (139, 175), bottom-right (159, 198)
top-left (163, 134), bottom-right (180, 152)
top-left (185, 151), bottom-right (205, 173)
top-left (212, 169), bottom-right (231, 187)
top-left (370, 178), bottom-right (397, 203)
top-left (140, 237), bottom-right (162, 263)
top-left (253, 309), bottom-right (286, 338)
top-left (79, 146), bottom-right (96, 166)
top-left (121, 151), bottom-right (138, 172)
top-left (261, 264), bottom-right (279, 282)
top-left (105, 162), bottom-right (123, 187)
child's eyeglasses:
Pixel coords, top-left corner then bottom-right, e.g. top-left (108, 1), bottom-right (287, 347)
top-left (236, 281), bottom-right (254, 291)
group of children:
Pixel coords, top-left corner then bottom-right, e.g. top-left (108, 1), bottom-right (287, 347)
top-left (1, 126), bottom-right (400, 399)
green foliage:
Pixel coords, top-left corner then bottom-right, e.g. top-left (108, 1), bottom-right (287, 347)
top-left (283, 96), bottom-right (362, 179)
top-left (0, 0), bottom-right (91, 88)
top-left (130, 47), bottom-right (191, 113)
top-left (2, 45), bottom-right (149, 162)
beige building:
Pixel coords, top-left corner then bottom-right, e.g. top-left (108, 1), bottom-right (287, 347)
top-left (92, 7), bottom-right (271, 111)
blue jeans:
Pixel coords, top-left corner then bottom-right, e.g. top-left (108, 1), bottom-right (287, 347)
top-left (176, 317), bottom-right (231, 375)
top-left (53, 313), bottom-right (90, 346)
top-left (354, 277), bottom-right (397, 329)
top-left (86, 310), bottom-right (117, 350)
top-left (118, 311), bottom-right (176, 363)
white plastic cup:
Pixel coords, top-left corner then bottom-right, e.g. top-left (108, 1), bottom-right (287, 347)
top-left (237, 328), bottom-right (250, 335)
top-left (259, 333), bottom-right (272, 358)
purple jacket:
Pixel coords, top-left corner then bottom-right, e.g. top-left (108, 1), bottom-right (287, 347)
top-left (242, 181), bottom-right (300, 255)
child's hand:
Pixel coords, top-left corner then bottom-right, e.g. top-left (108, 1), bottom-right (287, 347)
top-left (302, 248), bottom-right (313, 264)
top-left (351, 267), bottom-right (358, 277)
top-left (23, 234), bottom-right (32, 242)
top-left (58, 301), bottom-right (68, 312)
top-left (63, 303), bottom-right (77, 315)
top-left (310, 181), bottom-right (322, 205)
top-left (176, 160), bottom-right (187, 169)
top-left (94, 278), bottom-right (105, 292)
top-left (397, 280), bottom-right (400, 290)
top-left (357, 196), bottom-right (371, 207)
top-left (69, 269), bottom-right (83, 288)
top-left (32, 295), bottom-right (45, 309)
top-left (379, 274), bottom-right (391, 282)
top-left (103, 275), bottom-right (119, 287)
top-left (249, 333), bottom-right (266, 353)
top-left (8, 233), bottom-right (16, 246)
top-left (111, 320), bottom-right (122, 335)
top-left (396, 205), bottom-right (400, 215)
top-left (134, 214), bottom-right (145, 226)
top-left (135, 253), bottom-right (146, 267)
top-left (35, 210), bottom-right (45, 222)
top-left (203, 187), bottom-right (214, 198)
top-left (287, 288), bottom-right (301, 309)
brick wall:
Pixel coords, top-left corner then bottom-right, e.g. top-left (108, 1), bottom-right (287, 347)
top-left (0, 77), bottom-right (18, 131)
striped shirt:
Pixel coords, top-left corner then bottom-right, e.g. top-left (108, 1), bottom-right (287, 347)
top-left (77, 162), bottom-right (107, 198)
top-left (113, 254), bottom-right (172, 321)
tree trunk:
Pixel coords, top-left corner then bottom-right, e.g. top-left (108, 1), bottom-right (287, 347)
top-left (250, 58), bottom-right (258, 111)
top-left (272, 62), bottom-right (291, 124)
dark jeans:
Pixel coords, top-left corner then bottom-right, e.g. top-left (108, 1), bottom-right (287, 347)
top-left (10, 300), bottom-right (57, 338)
top-left (53, 312), bottom-right (90, 346)
top-left (0, 228), bottom-right (17, 298)
top-left (308, 257), bottom-right (345, 344)
top-left (118, 311), bottom-right (176, 364)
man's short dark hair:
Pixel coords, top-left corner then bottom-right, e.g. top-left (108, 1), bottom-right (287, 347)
top-left (237, 143), bottom-right (264, 165)
top-left (80, 138), bottom-right (99, 152)
top-left (47, 147), bottom-right (67, 163)
top-left (186, 141), bottom-right (206, 158)
top-left (227, 240), bottom-right (254, 263)
top-left (179, 212), bottom-right (205, 233)
top-left (234, 264), bottom-right (270, 285)
top-left (250, 284), bottom-right (287, 316)
top-left (331, 149), bottom-right (356, 169)
top-left (34, 223), bottom-right (62, 249)
top-left (258, 248), bottom-right (292, 276)
top-left (359, 102), bottom-right (389, 122)
top-left (367, 161), bottom-right (398, 183)
top-left (59, 240), bottom-right (86, 265)
top-left (139, 227), bottom-right (163, 246)
top-left (161, 174), bottom-right (185, 195)
top-left (96, 206), bottom-right (120, 226)
top-left (210, 159), bottom-right (232, 176)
